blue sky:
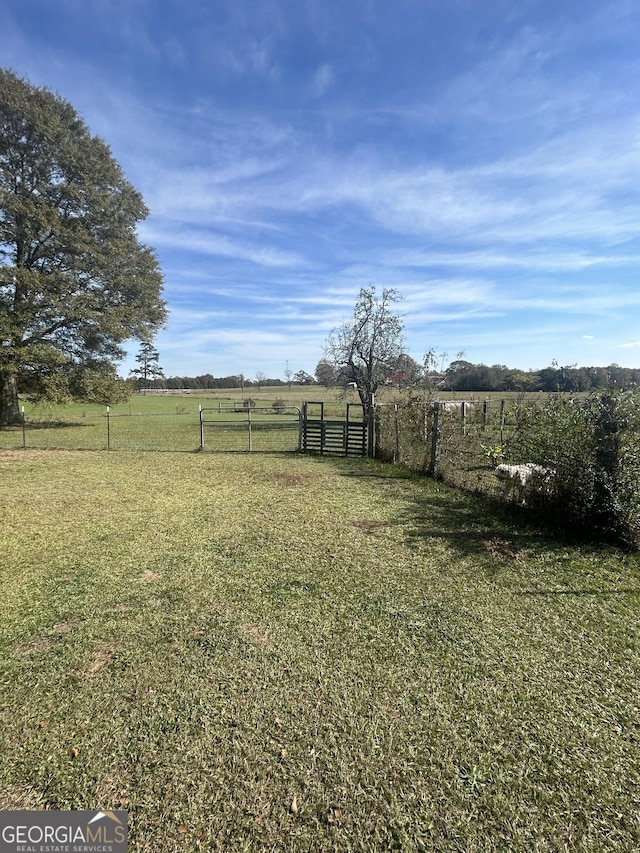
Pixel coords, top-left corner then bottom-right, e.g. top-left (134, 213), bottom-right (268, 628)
top-left (3, 0), bottom-right (640, 379)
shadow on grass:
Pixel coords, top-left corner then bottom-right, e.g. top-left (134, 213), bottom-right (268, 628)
top-left (312, 454), bottom-right (622, 565)
top-left (518, 588), bottom-right (640, 596)
top-left (23, 420), bottom-right (90, 430)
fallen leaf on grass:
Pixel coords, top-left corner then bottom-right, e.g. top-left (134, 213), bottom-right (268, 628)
top-left (324, 806), bottom-right (341, 825)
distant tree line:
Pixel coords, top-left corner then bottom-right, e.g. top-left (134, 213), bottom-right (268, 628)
top-left (131, 360), bottom-right (640, 394)
top-left (436, 361), bottom-right (640, 393)
top-left (130, 372), bottom-right (313, 391)
top-left (314, 356), bottom-right (640, 394)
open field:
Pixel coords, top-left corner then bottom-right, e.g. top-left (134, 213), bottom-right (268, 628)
top-left (0, 389), bottom-right (356, 452)
top-left (0, 387), bottom-right (572, 453)
top-left (2, 449), bottom-right (640, 851)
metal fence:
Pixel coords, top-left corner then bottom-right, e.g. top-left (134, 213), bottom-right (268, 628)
top-left (0, 402), bottom-right (363, 456)
top-left (199, 405), bottom-right (302, 452)
top-left (5, 392), bottom-right (640, 542)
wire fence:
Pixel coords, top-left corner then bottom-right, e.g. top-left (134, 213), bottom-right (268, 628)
top-left (0, 409), bottom-right (200, 452)
top-left (375, 392), bottom-right (640, 545)
top-left (0, 404), bottom-right (307, 454)
top-left (4, 391), bottom-right (640, 543)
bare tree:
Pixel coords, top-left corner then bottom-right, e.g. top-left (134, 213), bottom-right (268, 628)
top-left (255, 370), bottom-right (266, 391)
top-left (325, 286), bottom-right (404, 423)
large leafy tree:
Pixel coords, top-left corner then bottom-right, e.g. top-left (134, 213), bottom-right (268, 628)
top-left (0, 69), bottom-right (166, 425)
top-left (325, 286), bottom-right (404, 423)
top-left (314, 358), bottom-right (338, 387)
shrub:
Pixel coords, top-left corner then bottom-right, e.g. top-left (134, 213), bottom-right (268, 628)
top-left (508, 391), bottom-right (640, 543)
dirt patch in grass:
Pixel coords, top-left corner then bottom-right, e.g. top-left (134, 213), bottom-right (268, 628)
top-left (0, 449), bottom-right (52, 460)
top-left (483, 536), bottom-right (526, 562)
top-left (273, 472), bottom-right (307, 487)
top-left (16, 619), bottom-right (83, 655)
top-left (254, 470), bottom-right (307, 488)
top-left (80, 643), bottom-right (116, 677)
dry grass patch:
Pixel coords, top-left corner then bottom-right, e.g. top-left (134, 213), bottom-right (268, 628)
top-left (0, 782), bottom-right (45, 809)
top-left (82, 643), bottom-right (116, 677)
top-left (95, 766), bottom-right (132, 810)
top-left (138, 570), bottom-right (162, 583)
top-left (15, 636), bottom-right (56, 655)
top-left (239, 623), bottom-right (274, 647)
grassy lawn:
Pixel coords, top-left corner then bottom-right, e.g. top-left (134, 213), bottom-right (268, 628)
top-left (1, 449), bottom-right (639, 851)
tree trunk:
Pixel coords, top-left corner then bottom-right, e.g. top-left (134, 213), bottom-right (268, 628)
top-left (0, 370), bottom-right (21, 426)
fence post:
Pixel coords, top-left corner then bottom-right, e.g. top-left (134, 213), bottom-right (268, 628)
top-left (106, 406), bottom-right (111, 450)
top-left (21, 406), bottom-right (26, 448)
top-left (430, 401), bottom-right (440, 476)
top-left (199, 405), bottom-right (204, 449)
top-left (394, 403), bottom-right (400, 463)
top-left (301, 402), bottom-right (307, 452)
top-left (367, 394), bottom-right (375, 458)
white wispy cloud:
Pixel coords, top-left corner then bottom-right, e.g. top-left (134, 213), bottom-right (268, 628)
top-left (309, 64), bottom-right (335, 98)
top-left (140, 224), bottom-right (304, 268)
